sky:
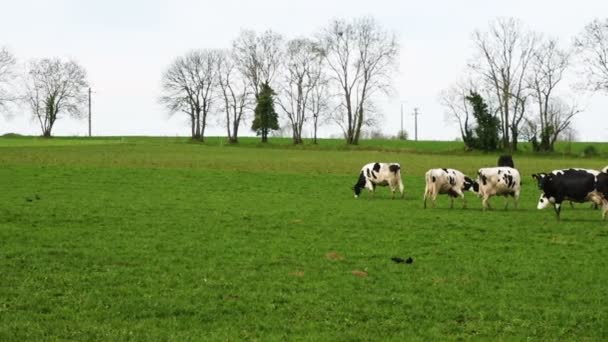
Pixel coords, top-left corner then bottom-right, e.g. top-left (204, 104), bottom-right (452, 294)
top-left (1, 0), bottom-right (608, 141)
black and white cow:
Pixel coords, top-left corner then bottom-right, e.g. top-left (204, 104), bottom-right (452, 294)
top-left (533, 168), bottom-right (608, 220)
top-left (353, 162), bottom-right (404, 199)
top-left (423, 168), bottom-right (478, 208)
top-left (477, 167), bottom-right (521, 210)
top-left (535, 168), bottom-right (600, 208)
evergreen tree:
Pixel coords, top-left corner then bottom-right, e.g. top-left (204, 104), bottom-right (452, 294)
top-left (251, 82), bottom-right (279, 142)
top-left (465, 91), bottom-right (500, 151)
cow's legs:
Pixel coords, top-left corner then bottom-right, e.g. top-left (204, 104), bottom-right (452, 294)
top-left (399, 180), bottom-right (405, 199)
top-left (554, 202), bottom-right (562, 220)
top-left (457, 191), bottom-right (466, 209)
top-left (482, 195), bottom-right (491, 210)
top-left (514, 191), bottom-right (520, 209)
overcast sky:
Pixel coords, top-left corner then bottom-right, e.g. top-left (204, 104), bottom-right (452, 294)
top-left (2, 0), bottom-right (608, 141)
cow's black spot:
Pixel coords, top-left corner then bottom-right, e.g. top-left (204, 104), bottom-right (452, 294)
top-left (442, 168), bottom-right (448, 173)
top-left (503, 174), bottom-right (515, 188)
top-left (432, 176), bottom-right (436, 183)
top-left (448, 176), bottom-right (455, 186)
top-left (373, 163), bottom-right (381, 173)
top-left (481, 174), bottom-right (487, 186)
top-left (388, 164), bottom-right (400, 174)
top-left (366, 169), bottom-right (371, 178)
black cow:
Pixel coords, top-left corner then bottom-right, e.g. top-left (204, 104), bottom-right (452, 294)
top-left (533, 169), bottom-right (607, 220)
top-left (498, 155), bottom-right (514, 168)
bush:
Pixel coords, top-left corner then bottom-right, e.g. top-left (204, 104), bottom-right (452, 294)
top-left (582, 145), bottom-right (598, 157)
top-left (396, 129), bottom-right (408, 140)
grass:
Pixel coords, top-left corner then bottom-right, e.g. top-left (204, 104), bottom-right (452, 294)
top-left (1, 136), bottom-right (608, 340)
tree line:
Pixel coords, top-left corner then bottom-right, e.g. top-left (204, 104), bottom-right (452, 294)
top-left (1, 17), bottom-right (608, 148)
top-left (0, 16), bottom-right (398, 144)
top-left (158, 16), bottom-right (399, 144)
top-left (442, 17), bottom-right (608, 152)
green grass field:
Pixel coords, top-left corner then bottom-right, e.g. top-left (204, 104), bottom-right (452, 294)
top-left (1, 136), bottom-right (608, 340)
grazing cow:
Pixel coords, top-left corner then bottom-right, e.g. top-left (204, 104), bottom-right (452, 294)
top-left (497, 155), bottom-right (515, 168)
top-left (536, 168), bottom-right (600, 208)
top-left (476, 167), bottom-right (521, 210)
top-left (423, 168), bottom-right (478, 208)
top-left (353, 162), bottom-right (404, 199)
top-left (533, 169), bottom-right (608, 219)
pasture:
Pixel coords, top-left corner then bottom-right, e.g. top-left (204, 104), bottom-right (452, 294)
top-left (1, 136), bottom-right (608, 340)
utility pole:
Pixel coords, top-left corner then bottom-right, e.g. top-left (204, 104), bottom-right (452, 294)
top-left (400, 103), bottom-right (404, 137)
top-left (412, 108), bottom-right (420, 141)
top-left (88, 87), bottom-right (92, 137)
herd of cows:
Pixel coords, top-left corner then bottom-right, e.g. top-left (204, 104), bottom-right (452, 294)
top-left (353, 156), bottom-right (608, 220)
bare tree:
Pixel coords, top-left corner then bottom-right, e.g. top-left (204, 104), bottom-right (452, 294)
top-left (528, 38), bottom-right (572, 151)
top-left (276, 38), bottom-right (324, 144)
top-left (308, 70), bottom-right (331, 144)
top-left (545, 99), bottom-right (582, 148)
top-left (23, 58), bottom-right (88, 137)
top-left (232, 29), bottom-right (283, 100)
top-left (574, 18), bottom-right (608, 93)
top-left (160, 49), bottom-right (220, 140)
top-left (217, 50), bottom-right (252, 143)
top-left (470, 17), bottom-right (538, 151)
top-left (319, 16), bottom-right (399, 145)
top-left (0, 46), bottom-right (17, 114)
top-left (440, 79), bottom-right (476, 144)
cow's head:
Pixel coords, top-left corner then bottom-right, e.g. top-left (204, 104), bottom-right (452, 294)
top-left (532, 173), bottom-right (550, 190)
top-left (537, 193), bottom-right (555, 210)
top-left (463, 176), bottom-right (479, 193)
top-left (353, 171), bottom-right (366, 198)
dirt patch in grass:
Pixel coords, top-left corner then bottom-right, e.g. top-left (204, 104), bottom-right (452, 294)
top-left (290, 271), bottom-right (305, 277)
top-left (325, 251), bottom-right (344, 261)
top-left (351, 270), bottom-right (368, 277)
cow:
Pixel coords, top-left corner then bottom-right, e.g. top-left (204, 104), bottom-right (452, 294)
top-left (353, 162), bottom-right (404, 199)
top-left (423, 168), bottom-right (478, 208)
top-left (533, 169), bottom-right (608, 220)
top-left (535, 168), bottom-right (600, 209)
top-left (476, 167), bottom-right (521, 210)
top-left (497, 155), bottom-right (515, 168)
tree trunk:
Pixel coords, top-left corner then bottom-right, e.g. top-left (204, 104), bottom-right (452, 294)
top-left (510, 129), bottom-right (518, 152)
top-left (313, 120), bottom-right (318, 144)
top-left (231, 119), bottom-right (239, 144)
